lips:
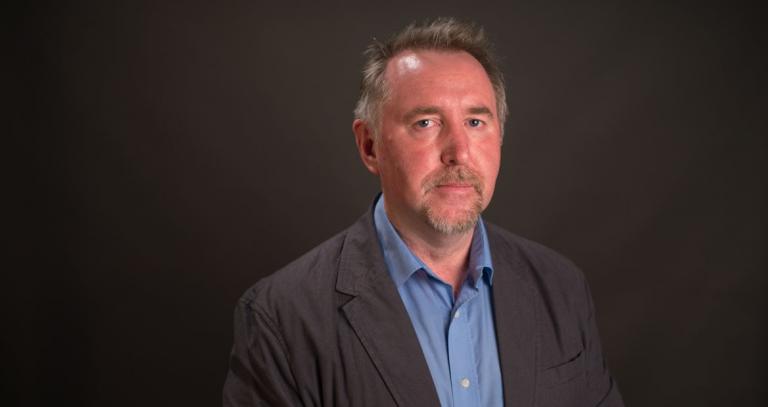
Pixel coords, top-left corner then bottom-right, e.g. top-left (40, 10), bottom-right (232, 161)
top-left (436, 183), bottom-right (474, 188)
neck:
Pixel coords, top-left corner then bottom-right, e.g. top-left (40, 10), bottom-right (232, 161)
top-left (384, 202), bottom-right (475, 296)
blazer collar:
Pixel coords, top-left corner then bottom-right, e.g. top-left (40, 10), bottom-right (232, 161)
top-left (335, 202), bottom-right (441, 407)
top-left (487, 223), bottom-right (538, 406)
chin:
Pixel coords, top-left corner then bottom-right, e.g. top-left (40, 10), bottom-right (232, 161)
top-left (422, 202), bottom-right (483, 235)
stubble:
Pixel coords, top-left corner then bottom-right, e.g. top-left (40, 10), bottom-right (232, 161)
top-left (420, 166), bottom-right (485, 235)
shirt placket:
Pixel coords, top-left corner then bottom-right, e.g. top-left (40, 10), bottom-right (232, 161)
top-left (446, 280), bottom-right (481, 407)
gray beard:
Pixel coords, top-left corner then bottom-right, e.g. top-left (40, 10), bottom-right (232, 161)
top-left (421, 195), bottom-right (483, 235)
top-left (419, 166), bottom-right (485, 235)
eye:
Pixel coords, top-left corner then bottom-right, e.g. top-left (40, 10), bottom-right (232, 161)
top-left (415, 119), bottom-right (433, 128)
top-left (468, 119), bottom-right (483, 127)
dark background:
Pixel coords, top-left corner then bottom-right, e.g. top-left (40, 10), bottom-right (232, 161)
top-left (10, 0), bottom-right (765, 406)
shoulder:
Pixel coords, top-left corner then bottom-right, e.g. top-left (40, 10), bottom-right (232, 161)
top-left (485, 221), bottom-right (588, 302)
top-left (238, 227), bottom-right (351, 323)
top-left (486, 222), bottom-right (582, 273)
top-left (485, 222), bottom-right (599, 354)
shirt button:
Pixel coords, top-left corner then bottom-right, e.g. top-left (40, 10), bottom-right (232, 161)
top-left (454, 310), bottom-right (461, 319)
top-left (460, 378), bottom-right (470, 388)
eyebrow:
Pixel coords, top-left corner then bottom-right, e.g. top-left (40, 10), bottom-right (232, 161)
top-left (403, 105), bottom-right (495, 122)
top-left (467, 106), bottom-right (494, 117)
top-left (403, 106), bottom-right (441, 122)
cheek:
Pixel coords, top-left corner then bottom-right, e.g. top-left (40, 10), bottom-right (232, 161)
top-left (393, 160), bottom-right (423, 189)
top-left (387, 146), bottom-right (427, 181)
top-left (379, 150), bottom-right (420, 194)
top-left (479, 145), bottom-right (502, 185)
top-left (488, 155), bottom-right (501, 180)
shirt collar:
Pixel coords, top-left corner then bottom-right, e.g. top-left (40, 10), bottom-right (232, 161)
top-left (373, 194), bottom-right (494, 288)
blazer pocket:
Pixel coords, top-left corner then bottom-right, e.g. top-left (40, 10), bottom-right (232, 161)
top-left (539, 349), bottom-right (585, 387)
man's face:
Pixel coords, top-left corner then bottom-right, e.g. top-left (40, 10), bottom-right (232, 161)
top-left (361, 50), bottom-right (502, 236)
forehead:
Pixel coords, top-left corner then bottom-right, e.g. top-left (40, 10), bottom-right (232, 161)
top-left (382, 50), bottom-right (495, 109)
top-left (385, 49), bottom-right (486, 77)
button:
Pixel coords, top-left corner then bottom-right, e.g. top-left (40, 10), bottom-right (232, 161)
top-left (454, 310), bottom-right (461, 319)
top-left (460, 378), bottom-right (470, 388)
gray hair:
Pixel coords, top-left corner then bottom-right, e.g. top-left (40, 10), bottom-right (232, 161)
top-left (354, 17), bottom-right (508, 136)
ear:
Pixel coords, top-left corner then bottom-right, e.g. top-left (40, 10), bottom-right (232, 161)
top-left (352, 119), bottom-right (380, 175)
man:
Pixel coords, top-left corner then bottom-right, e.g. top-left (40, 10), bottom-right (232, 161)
top-left (224, 18), bottom-right (624, 407)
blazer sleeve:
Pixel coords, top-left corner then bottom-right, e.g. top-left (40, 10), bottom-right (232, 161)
top-left (581, 276), bottom-right (625, 407)
top-left (223, 299), bottom-right (302, 407)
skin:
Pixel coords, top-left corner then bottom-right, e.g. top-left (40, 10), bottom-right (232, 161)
top-left (353, 50), bottom-right (502, 295)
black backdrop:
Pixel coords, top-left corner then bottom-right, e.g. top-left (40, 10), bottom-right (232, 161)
top-left (10, 0), bottom-right (766, 406)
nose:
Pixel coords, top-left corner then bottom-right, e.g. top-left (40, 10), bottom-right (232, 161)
top-left (440, 123), bottom-right (470, 166)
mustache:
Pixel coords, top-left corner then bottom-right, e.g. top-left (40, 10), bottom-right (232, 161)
top-left (422, 167), bottom-right (483, 195)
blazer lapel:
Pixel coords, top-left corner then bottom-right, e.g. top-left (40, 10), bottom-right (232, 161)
top-left (336, 211), bottom-right (441, 407)
top-left (488, 225), bottom-right (538, 406)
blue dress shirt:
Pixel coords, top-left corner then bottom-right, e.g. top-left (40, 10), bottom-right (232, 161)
top-left (373, 195), bottom-right (504, 407)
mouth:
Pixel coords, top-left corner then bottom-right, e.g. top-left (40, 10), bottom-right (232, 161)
top-left (435, 183), bottom-right (475, 189)
top-left (430, 182), bottom-right (482, 198)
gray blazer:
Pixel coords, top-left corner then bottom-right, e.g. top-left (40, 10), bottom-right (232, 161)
top-left (223, 207), bottom-right (624, 407)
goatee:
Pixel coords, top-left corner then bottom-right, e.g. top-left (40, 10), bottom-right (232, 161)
top-left (420, 166), bottom-right (484, 235)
